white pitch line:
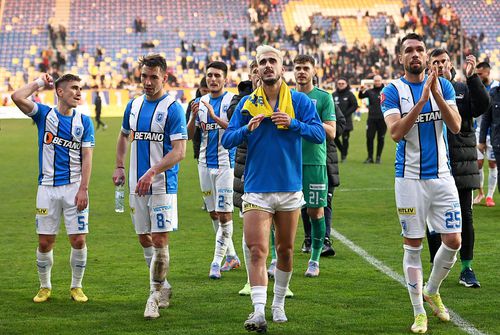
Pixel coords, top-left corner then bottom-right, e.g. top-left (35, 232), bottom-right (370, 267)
top-left (332, 229), bottom-right (488, 335)
top-left (336, 187), bottom-right (393, 192)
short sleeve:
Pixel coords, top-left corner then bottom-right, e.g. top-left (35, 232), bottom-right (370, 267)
top-left (166, 101), bottom-right (188, 141)
top-left (381, 84), bottom-right (400, 117)
top-left (30, 103), bottom-right (52, 125)
top-left (321, 93), bottom-right (336, 122)
top-left (121, 99), bottom-right (133, 134)
top-left (439, 78), bottom-right (456, 106)
top-left (82, 116), bottom-right (95, 148)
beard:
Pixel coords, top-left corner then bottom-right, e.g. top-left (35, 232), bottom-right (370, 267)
top-left (405, 63), bottom-right (425, 75)
top-left (262, 75), bottom-right (280, 85)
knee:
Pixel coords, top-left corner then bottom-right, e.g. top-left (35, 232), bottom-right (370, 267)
top-left (443, 234), bottom-right (461, 250)
top-left (276, 244), bottom-right (293, 263)
top-left (38, 239), bottom-right (54, 252)
top-left (307, 207), bottom-right (323, 220)
top-left (69, 235), bottom-right (86, 249)
top-left (138, 234), bottom-right (153, 247)
top-left (248, 244), bottom-right (267, 263)
top-left (218, 212), bottom-right (232, 223)
top-left (151, 233), bottom-right (168, 248)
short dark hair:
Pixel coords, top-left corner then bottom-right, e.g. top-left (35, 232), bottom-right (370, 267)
top-left (207, 61), bottom-right (228, 77)
top-left (199, 76), bottom-right (208, 88)
top-left (476, 61), bottom-right (491, 70)
top-left (401, 33), bottom-right (424, 48)
top-left (428, 48), bottom-right (450, 59)
top-left (138, 54), bottom-right (167, 72)
top-left (55, 74), bottom-right (81, 90)
top-left (293, 54), bottom-right (315, 66)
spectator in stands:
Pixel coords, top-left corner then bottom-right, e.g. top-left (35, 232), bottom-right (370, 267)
top-left (333, 78), bottom-right (358, 162)
top-left (359, 75), bottom-right (386, 164)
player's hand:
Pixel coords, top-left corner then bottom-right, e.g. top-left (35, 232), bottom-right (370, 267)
top-left (360, 85), bottom-right (366, 92)
top-left (271, 109), bottom-right (292, 128)
top-left (247, 114), bottom-right (265, 132)
top-left (112, 167), bottom-right (125, 186)
top-left (477, 142), bottom-right (486, 154)
top-left (74, 188), bottom-right (88, 212)
top-left (429, 66), bottom-right (440, 94)
top-left (464, 55), bottom-right (477, 78)
top-left (135, 169), bottom-right (155, 196)
top-left (40, 73), bottom-right (54, 89)
top-left (421, 70), bottom-right (435, 102)
top-left (190, 101), bottom-right (200, 118)
top-left (201, 100), bottom-right (216, 119)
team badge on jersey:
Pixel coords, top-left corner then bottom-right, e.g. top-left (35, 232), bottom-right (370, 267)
top-left (156, 112), bottom-right (165, 123)
top-left (74, 126), bottom-right (83, 137)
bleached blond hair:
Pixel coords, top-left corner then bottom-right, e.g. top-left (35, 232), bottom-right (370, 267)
top-left (256, 45), bottom-right (283, 64)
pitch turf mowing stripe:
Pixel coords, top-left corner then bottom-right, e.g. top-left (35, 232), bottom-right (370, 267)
top-left (332, 229), bottom-right (488, 335)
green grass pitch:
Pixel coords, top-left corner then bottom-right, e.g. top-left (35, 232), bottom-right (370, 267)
top-left (0, 115), bottom-right (498, 335)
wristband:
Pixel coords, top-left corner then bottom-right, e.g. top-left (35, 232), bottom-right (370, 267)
top-left (35, 78), bottom-right (45, 88)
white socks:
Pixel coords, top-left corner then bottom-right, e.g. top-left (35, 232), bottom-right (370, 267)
top-left (36, 249), bottom-right (53, 289)
top-left (143, 246), bottom-right (153, 268)
top-left (403, 244), bottom-right (425, 316)
top-left (426, 243), bottom-right (459, 295)
top-left (272, 268), bottom-right (292, 309)
top-left (212, 221), bottom-right (233, 265)
top-left (70, 246), bottom-right (87, 288)
top-left (251, 286), bottom-right (267, 315)
top-left (487, 167), bottom-right (497, 198)
top-left (150, 246), bottom-right (169, 291)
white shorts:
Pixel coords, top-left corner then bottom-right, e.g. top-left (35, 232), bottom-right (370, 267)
top-left (476, 133), bottom-right (496, 161)
top-left (129, 194), bottom-right (178, 234)
top-left (35, 183), bottom-right (89, 235)
top-left (198, 165), bottom-right (234, 212)
top-left (242, 192), bottom-right (305, 214)
top-left (395, 176), bottom-right (461, 238)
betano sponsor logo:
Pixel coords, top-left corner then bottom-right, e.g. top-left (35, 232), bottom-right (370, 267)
top-left (416, 111), bottom-right (442, 123)
top-left (131, 130), bottom-right (164, 142)
top-left (200, 122), bottom-right (221, 131)
top-left (44, 132), bottom-right (81, 150)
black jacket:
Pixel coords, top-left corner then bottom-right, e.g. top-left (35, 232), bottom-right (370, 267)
top-left (326, 102), bottom-right (345, 188)
top-left (229, 80), bottom-right (253, 209)
top-left (358, 85), bottom-right (384, 120)
top-left (480, 85), bottom-right (500, 150)
top-left (186, 89), bottom-right (203, 159)
top-left (448, 74), bottom-right (490, 190)
top-left (332, 86), bottom-right (358, 131)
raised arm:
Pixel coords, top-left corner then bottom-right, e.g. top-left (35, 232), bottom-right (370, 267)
top-left (11, 74), bottom-right (53, 114)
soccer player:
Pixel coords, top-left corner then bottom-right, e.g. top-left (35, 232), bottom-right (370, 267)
top-left (425, 50), bottom-right (490, 289)
top-left (112, 54), bottom-right (187, 319)
top-left (222, 45), bottom-right (325, 332)
top-left (187, 61), bottom-right (240, 279)
top-left (11, 73), bottom-right (94, 303)
top-left (358, 75), bottom-right (386, 164)
top-left (293, 54), bottom-right (336, 277)
top-left (381, 33), bottom-right (462, 334)
top-left (474, 62), bottom-right (498, 207)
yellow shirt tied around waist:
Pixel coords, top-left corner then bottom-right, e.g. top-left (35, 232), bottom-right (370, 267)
top-left (242, 82), bottom-right (295, 129)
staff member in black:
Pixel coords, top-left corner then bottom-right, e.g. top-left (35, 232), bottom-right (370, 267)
top-left (332, 78), bottom-right (358, 162)
top-left (425, 49), bottom-right (490, 288)
top-left (358, 75), bottom-right (386, 164)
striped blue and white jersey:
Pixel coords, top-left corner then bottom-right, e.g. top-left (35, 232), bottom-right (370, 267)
top-left (381, 76), bottom-right (456, 179)
top-left (121, 94), bottom-right (188, 195)
top-left (195, 92), bottom-right (235, 168)
top-left (29, 103), bottom-right (95, 186)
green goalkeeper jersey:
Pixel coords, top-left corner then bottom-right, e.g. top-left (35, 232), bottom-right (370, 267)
top-left (302, 87), bottom-right (336, 166)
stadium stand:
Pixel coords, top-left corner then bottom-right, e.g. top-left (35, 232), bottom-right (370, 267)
top-left (0, 0), bottom-right (497, 92)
